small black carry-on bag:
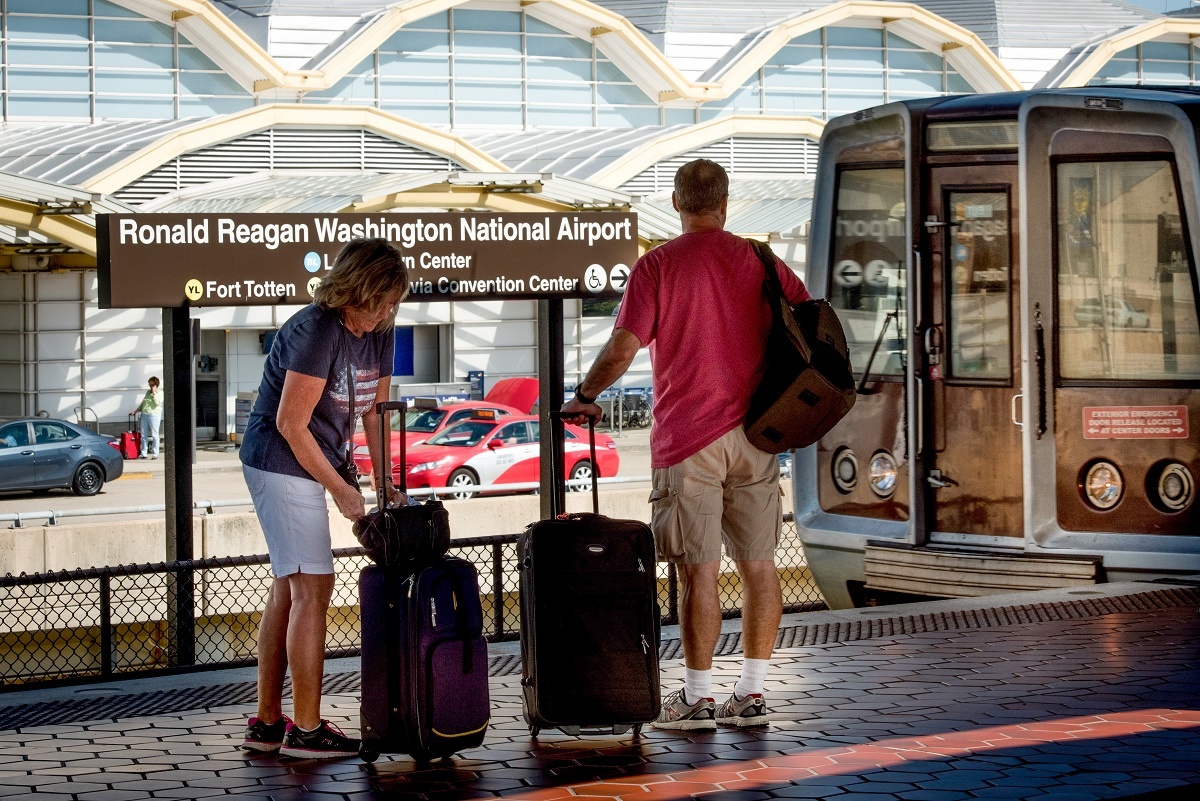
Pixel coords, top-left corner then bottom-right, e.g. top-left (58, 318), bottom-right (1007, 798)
top-left (353, 401), bottom-right (451, 567)
top-left (518, 412), bottom-right (661, 737)
top-left (357, 401), bottom-right (489, 763)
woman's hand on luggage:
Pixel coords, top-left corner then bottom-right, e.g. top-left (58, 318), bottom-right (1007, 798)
top-left (332, 484), bottom-right (367, 521)
top-left (384, 485), bottom-right (409, 508)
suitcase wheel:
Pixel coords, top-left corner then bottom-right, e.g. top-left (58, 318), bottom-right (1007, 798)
top-left (359, 746), bottom-right (379, 764)
top-left (529, 725), bottom-right (540, 737)
top-left (633, 724), bottom-right (643, 737)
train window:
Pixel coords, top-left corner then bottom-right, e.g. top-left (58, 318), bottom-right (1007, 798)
top-left (1056, 160), bottom-right (1200, 381)
top-left (830, 167), bottom-right (907, 377)
top-left (947, 190), bottom-right (1011, 380)
top-left (927, 121), bottom-right (1018, 152)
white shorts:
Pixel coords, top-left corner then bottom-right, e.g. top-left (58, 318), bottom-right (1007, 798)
top-left (243, 464), bottom-right (334, 577)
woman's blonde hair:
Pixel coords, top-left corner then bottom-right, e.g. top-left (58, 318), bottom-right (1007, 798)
top-left (313, 238), bottom-right (410, 332)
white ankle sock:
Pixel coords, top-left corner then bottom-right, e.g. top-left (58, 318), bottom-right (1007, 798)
top-left (734, 658), bottom-right (769, 699)
top-left (683, 668), bottom-right (712, 704)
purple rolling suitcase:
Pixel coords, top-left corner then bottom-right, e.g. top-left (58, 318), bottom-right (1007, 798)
top-left (357, 398), bottom-right (489, 763)
top-left (358, 557), bottom-right (489, 762)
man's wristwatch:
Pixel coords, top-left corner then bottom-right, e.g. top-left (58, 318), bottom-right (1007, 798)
top-left (573, 386), bottom-right (596, 405)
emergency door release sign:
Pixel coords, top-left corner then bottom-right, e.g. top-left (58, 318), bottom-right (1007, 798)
top-left (1082, 406), bottom-right (1190, 440)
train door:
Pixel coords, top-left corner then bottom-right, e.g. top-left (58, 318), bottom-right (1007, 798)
top-left (1021, 96), bottom-right (1200, 563)
top-left (925, 165), bottom-right (1023, 539)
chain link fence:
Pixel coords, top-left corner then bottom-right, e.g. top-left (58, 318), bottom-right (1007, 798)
top-left (0, 516), bottom-right (823, 688)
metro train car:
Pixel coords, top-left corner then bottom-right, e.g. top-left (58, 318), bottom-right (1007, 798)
top-left (794, 86), bottom-right (1200, 609)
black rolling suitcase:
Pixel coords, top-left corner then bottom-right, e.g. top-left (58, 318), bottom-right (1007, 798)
top-left (357, 401), bottom-right (489, 763)
top-left (518, 412), bottom-right (661, 736)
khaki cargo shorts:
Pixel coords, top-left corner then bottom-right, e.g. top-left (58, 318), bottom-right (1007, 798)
top-left (648, 426), bottom-right (782, 565)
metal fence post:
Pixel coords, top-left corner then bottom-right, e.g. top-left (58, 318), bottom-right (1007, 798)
top-left (99, 573), bottom-right (113, 678)
top-left (665, 563), bottom-right (679, 626)
top-left (492, 541), bottom-right (506, 639)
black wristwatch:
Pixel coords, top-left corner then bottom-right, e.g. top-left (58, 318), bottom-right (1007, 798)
top-left (573, 386), bottom-right (596, 405)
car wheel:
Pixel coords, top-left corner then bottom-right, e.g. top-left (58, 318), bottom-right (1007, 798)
top-left (72, 462), bottom-right (105, 496)
top-left (447, 468), bottom-right (479, 500)
top-left (568, 460), bottom-right (593, 492)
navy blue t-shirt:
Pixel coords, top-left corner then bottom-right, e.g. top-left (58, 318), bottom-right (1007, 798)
top-left (240, 304), bottom-right (395, 481)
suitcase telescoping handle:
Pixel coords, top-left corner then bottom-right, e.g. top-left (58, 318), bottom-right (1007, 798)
top-left (548, 410), bottom-right (600, 517)
top-left (374, 400), bottom-right (408, 496)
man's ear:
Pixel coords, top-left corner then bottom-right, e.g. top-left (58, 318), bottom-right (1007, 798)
top-left (671, 192), bottom-right (679, 212)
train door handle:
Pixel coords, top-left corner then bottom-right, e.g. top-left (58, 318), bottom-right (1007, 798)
top-left (1010, 393), bottom-right (1023, 429)
top-left (923, 325), bottom-right (943, 366)
top-left (927, 469), bottom-right (958, 488)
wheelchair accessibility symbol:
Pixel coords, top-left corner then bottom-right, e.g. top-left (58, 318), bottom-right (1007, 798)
top-left (584, 264), bottom-right (607, 293)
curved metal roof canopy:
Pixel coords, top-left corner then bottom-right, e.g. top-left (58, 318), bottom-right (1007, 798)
top-left (0, 172), bottom-right (135, 258)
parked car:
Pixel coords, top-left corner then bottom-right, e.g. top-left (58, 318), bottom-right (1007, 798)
top-left (384, 413), bottom-right (620, 500)
top-left (0, 417), bottom-right (124, 496)
top-left (1073, 297), bottom-right (1150, 328)
top-left (351, 377), bottom-right (539, 478)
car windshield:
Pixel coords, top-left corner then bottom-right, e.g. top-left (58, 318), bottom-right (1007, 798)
top-left (398, 409), bottom-right (446, 433)
top-left (426, 420), bottom-right (497, 447)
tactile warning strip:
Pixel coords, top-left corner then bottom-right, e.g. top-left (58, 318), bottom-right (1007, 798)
top-left (0, 586), bottom-right (1194, 731)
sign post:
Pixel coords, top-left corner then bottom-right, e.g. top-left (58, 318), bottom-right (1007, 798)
top-left (98, 211), bottom-right (638, 667)
top-left (164, 306), bottom-right (195, 667)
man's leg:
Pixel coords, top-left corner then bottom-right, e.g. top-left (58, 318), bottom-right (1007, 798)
top-left (677, 559), bottom-right (722, 671)
top-left (714, 429), bottom-right (781, 726)
top-left (649, 438), bottom-right (727, 731)
top-left (286, 572), bottom-right (335, 730)
top-left (255, 577), bottom-right (292, 723)
top-left (734, 558), bottom-right (783, 663)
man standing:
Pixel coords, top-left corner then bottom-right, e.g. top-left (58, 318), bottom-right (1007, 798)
top-left (561, 159), bottom-right (810, 730)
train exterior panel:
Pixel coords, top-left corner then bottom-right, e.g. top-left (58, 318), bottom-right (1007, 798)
top-left (796, 87), bottom-right (1200, 609)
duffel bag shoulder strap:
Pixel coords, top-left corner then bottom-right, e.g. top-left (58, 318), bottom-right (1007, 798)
top-left (747, 239), bottom-right (815, 364)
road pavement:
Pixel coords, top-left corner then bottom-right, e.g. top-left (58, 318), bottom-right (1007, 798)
top-left (0, 424), bottom-right (655, 523)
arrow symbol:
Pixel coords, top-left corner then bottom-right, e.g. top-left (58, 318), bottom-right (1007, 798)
top-left (610, 264), bottom-right (630, 291)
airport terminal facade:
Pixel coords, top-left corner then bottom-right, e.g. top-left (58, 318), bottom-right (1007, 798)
top-left (0, 0), bottom-right (1194, 436)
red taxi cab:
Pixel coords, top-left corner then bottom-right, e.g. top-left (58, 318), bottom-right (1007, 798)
top-left (387, 411), bottom-right (620, 500)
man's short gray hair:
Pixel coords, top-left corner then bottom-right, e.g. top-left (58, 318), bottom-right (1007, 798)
top-left (674, 159), bottom-right (729, 214)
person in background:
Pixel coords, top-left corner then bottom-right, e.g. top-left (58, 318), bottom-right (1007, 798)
top-left (132, 376), bottom-right (163, 459)
top-left (239, 238), bottom-right (408, 759)
top-left (561, 159), bottom-right (809, 731)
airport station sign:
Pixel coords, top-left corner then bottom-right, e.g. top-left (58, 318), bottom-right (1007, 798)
top-left (97, 212), bottom-right (638, 308)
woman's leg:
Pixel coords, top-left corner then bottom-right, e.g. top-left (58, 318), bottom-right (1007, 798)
top-left (149, 413), bottom-right (161, 456)
top-left (255, 577), bottom-right (292, 723)
top-left (286, 572), bottom-right (336, 730)
top-left (138, 414), bottom-right (150, 457)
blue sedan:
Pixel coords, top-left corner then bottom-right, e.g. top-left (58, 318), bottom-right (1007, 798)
top-left (0, 418), bottom-right (124, 496)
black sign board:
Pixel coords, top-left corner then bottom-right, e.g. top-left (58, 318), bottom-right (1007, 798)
top-left (97, 212), bottom-right (638, 308)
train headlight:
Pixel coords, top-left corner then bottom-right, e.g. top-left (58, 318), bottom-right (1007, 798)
top-left (867, 450), bottom-right (897, 499)
top-left (832, 448), bottom-right (858, 493)
top-left (1150, 462), bottom-right (1194, 513)
top-left (1082, 461), bottom-right (1123, 510)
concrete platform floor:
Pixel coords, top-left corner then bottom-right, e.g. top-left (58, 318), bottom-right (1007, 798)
top-left (0, 582), bottom-right (1197, 801)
